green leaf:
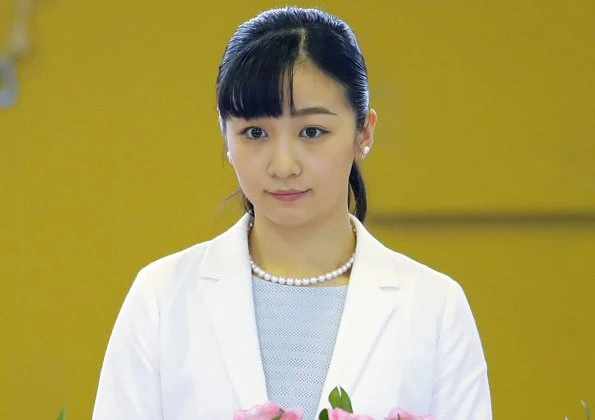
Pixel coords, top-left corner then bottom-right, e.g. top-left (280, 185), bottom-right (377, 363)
top-left (328, 386), bottom-right (353, 413)
top-left (318, 408), bottom-right (329, 420)
top-left (339, 387), bottom-right (353, 413)
top-left (56, 407), bottom-right (67, 420)
top-left (328, 386), bottom-right (341, 409)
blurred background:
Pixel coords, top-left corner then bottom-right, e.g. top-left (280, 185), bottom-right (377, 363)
top-left (1, 0), bottom-right (593, 418)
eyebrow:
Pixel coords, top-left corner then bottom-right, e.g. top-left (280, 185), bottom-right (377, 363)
top-left (290, 106), bottom-right (338, 117)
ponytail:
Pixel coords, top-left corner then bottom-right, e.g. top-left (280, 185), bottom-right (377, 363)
top-left (348, 161), bottom-right (367, 223)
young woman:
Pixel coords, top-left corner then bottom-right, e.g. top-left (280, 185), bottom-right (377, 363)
top-left (93, 7), bottom-right (492, 420)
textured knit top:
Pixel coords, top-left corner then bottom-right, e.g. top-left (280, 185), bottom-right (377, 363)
top-left (252, 277), bottom-right (349, 420)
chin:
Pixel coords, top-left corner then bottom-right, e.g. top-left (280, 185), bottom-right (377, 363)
top-left (255, 206), bottom-right (315, 228)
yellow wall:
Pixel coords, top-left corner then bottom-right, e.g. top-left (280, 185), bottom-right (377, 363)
top-left (1, 0), bottom-right (593, 418)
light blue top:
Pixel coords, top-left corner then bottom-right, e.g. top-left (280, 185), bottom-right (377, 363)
top-left (252, 277), bottom-right (349, 420)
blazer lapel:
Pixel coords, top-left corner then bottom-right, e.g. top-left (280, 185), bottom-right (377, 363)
top-left (200, 215), bottom-right (269, 410)
top-left (316, 216), bottom-right (403, 414)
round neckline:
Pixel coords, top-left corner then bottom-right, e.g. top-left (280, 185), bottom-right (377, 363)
top-left (251, 276), bottom-right (349, 289)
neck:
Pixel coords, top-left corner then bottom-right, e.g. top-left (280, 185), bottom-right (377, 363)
top-left (248, 211), bottom-right (357, 285)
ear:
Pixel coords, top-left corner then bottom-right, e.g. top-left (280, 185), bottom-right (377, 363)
top-left (356, 109), bottom-right (377, 159)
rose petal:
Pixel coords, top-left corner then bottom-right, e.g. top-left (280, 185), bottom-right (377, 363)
top-left (233, 401), bottom-right (283, 419)
top-left (385, 406), bottom-right (437, 420)
top-left (281, 406), bottom-right (305, 420)
top-left (327, 408), bottom-right (375, 420)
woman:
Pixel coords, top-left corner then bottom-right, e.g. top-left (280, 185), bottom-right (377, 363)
top-left (93, 7), bottom-right (492, 420)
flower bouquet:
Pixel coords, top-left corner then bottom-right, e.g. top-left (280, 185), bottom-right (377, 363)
top-left (233, 386), bottom-right (436, 420)
top-left (233, 387), bottom-right (593, 420)
top-left (55, 390), bottom-right (591, 419)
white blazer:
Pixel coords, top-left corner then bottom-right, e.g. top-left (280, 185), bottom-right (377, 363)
top-left (93, 215), bottom-right (491, 420)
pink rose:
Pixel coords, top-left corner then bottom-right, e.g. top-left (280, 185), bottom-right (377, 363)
top-left (327, 407), bottom-right (375, 420)
top-left (233, 401), bottom-right (280, 419)
top-left (385, 406), bottom-right (437, 420)
top-left (279, 407), bottom-right (305, 420)
top-left (233, 402), bottom-right (304, 420)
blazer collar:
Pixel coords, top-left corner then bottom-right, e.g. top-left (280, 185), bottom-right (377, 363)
top-left (315, 215), bottom-right (401, 413)
top-left (199, 214), bottom-right (402, 412)
top-left (200, 215), bottom-right (268, 409)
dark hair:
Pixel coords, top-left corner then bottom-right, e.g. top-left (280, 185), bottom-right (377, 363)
top-left (216, 7), bottom-right (370, 222)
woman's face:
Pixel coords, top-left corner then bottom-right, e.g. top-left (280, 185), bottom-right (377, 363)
top-left (225, 60), bottom-right (376, 227)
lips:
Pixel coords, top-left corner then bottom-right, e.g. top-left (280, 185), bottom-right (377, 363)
top-left (271, 189), bottom-right (306, 195)
top-left (268, 189), bottom-right (309, 202)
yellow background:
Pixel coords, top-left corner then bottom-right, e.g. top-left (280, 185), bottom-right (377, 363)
top-left (1, 0), bottom-right (594, 418)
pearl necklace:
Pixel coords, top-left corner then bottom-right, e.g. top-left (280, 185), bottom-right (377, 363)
top-left (248, 221), bottom-right (356, 286)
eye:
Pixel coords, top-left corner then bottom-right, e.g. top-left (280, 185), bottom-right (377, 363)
top-left (300, 126), bottom-right (327, 139)
top-left (241, 126), bottom-right (268, 139)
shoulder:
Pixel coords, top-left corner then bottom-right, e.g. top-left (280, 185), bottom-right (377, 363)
top-left (356, 221), bottom-right (460, 296)
top-left (386, 246), bottom-right (480, 340)
top-left (352, 216), bottom-right (467, 314)
top-left (367, 235), bottom-right (470, 321)
top-left (127, 215), bottom-right (251, 300)
top-left (141, 239), bottom-right (212, 280)
top-left (120, 240), bottom-right (212, 308)
top-left (353, 216), bottom-right (460, 297)
top-left (390, 248), bottom-right (460, 293)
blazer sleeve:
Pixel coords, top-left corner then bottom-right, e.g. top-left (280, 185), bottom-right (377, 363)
top-left (92, 267), bottom-right (163, 420)
top-left (429, 281), bottom-right (492, 419)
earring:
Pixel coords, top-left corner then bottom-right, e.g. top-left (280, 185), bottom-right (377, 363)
top-left (226, 151), bottom-right (233, 164)
top-left (361, 145), bottom-right (371, 160)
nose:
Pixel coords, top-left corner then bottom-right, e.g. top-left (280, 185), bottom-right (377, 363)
top-left (267, 138), bottom-right (301, 179)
